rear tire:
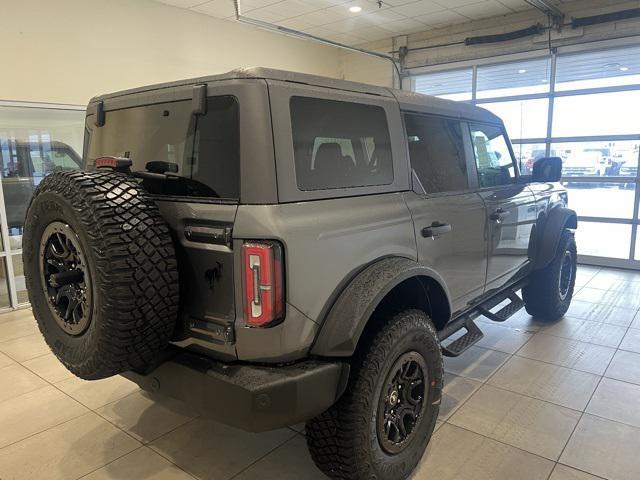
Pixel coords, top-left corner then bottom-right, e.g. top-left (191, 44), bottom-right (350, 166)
top-left (23, 171), bottom-right (179, 380)
top-left (306, 309), bottom-right (443, 480)
top-left (523, 229), bottom-right (577, 321)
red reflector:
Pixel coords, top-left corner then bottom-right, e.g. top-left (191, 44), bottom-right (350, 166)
top-left (95, 156), bottom-right (132, 171)
top-left (95, 157), bottom-right (118, 168)
top-left (242, 241), bottom-right (284, 327)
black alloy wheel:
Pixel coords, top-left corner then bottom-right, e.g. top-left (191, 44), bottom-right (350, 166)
top-left (39, 221), bottom-right (93, 336)
top-left (377, 351), bottom-right (428, 455)
top-left (558, 250), bottom-right (574, 301)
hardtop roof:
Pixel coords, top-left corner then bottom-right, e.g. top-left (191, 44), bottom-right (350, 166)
top-left (90, 66), bottom-right (501, 124)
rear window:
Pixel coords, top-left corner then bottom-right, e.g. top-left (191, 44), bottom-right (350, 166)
top-left (290, 97), bottom-right (393, 191)
top-left (87, 96), bottom-right (239, 200)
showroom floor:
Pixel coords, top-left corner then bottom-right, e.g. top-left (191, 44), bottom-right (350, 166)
top-left (0, 266), bottom-right (639, 480)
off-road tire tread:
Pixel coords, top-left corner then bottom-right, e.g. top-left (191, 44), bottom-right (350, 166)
top-left (522, 229), bottom-right (576, 321)
top-left (23, 170), bottom-right (179, 379)
top-left (305, 309), bottom-right (442, 480)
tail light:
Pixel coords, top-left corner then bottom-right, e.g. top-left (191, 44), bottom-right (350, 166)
top-left (242, 241), bottom-right (284, 327)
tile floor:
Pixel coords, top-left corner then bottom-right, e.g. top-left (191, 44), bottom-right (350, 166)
top-left (1, 266), bottom-right (639, 479)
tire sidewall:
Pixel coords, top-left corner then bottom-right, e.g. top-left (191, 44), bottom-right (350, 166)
top-left (553, 230), bottom-right (578, 312)
top-left (363, 313), bottom-right (442, 480)
top-left (24, 190), bottom-right (102, 370)
top-left (523, 229), bottom-right (577, 320)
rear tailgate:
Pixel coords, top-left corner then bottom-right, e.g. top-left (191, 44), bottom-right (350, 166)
top-left (157, 201), bottom-right (238, 359)
top-left (83, 82), bottom-right (268, 361)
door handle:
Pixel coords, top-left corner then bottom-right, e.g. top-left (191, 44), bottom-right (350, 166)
top-left (184, 225), bottom-right (233, 246)
top-left (421, 221), bottom-right (452, 238)
top-left (489, 208), bottom-right (511, 222)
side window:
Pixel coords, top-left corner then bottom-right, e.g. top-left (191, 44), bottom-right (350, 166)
top-left (290, 96), bottom-right (393, 191)
top-left (404, 114), bottom-right (468, 194)
top-left (311, 138), bottom-right (355, 170)
top-left (28, 143), bottom-right (81, 183)
top-left (470, 124), bottom-right (516, 188)
top-left (0, 139), bottom-right (22, 178)
top-left (49, 149), bottom-right (80, 170)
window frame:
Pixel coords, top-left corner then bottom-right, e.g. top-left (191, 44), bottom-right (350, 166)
top-left (0, 100), bottom-right (87, 311)
top-left (467, 122), bottom-right (520, 191)
top-left (408, 38), bottom-right (640, 267)
top-left (84, 80), bottom-right (277, 205)
top-left (268, 80), bottom-right (410, 203)
top-left (289, 96), bottom-right (395, 192)
top-left (86, 96), bottom-right (241, 201)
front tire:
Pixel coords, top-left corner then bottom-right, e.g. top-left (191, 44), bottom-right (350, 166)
top-left (523, 229), bottom-right (577, 321)
top-left (306, 309), bottom-right (443, 480)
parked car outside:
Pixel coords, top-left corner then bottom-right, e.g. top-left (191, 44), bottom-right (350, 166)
top-left (521, 148), bottom-right (563, 174)
top-left (1, 140), bottom-right (81, 230)
top-left (619, 150), bottom-right (639, 188)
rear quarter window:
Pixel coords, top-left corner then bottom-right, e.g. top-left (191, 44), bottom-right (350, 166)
top-left (290, 97), bottom-right (393, 191)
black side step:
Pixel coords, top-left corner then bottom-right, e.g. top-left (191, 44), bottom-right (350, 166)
top-left (441, 320), bottom-right (484, 358)
top-left (479, 292), bottom-right (524, 323)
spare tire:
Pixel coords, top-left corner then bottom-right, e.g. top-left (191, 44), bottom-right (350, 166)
top-left (23, 170), bottom-right (179, 380)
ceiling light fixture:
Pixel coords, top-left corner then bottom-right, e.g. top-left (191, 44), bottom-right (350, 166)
top-left (518, 69), bottom-right (527, 74)
top-left (349, 6), bottom-right (362, 13)
top-left (620, 66), bottom-right (630, 71)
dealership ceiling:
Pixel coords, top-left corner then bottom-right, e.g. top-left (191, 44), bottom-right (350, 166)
top-left (155, 0), bottom-right (559, 45)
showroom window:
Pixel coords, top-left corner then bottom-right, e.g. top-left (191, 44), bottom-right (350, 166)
top-left (413, 68), bottom-right (473, 101)
top-left (476, 57), bottom-right (552, 99)
top-left (0, 102), bottom-right (85, 309)
top-left (412, 42), bottom-right (640, 268)
top-left (555, 44), bottom-right (640, 91)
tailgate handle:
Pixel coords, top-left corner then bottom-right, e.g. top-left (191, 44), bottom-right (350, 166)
top-left (184, 226), bottom-right (232, 246)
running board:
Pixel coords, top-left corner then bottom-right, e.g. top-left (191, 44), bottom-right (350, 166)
top-left (441, 319), bottom-right (484, 358)
top-left (478, 292), bottom-right (524, 323)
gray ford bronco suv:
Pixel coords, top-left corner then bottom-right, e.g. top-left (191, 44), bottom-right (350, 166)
top-left (23, 68), bottom-right (577, 480)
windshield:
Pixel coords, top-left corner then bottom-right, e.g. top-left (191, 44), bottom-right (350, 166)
top-left (86, 96), bottom-right (239, 200)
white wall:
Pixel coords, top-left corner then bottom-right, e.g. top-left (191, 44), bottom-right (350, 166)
top-left (1, 0), bottom-right (343, 105)
top-left (339, 39), bottom-right (395, 88)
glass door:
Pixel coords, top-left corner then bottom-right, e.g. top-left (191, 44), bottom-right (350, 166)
top-left (0, 102), bottom-right (85, 310)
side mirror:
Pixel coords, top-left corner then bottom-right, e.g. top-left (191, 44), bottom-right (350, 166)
top-left (532, 157), bottom-right (562, 182)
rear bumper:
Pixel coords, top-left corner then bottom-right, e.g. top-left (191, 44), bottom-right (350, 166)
top-left (122, 350), bottom-right (349, 432)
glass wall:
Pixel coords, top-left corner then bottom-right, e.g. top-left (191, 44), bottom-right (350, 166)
top-left (413, 43), bottom-right (640, 267)
top-left (0, 103), bottom-right (85, 309)
top-left (413, 68), bottom-right (473, 101)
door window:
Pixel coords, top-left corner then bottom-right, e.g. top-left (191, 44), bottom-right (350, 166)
top-left (30, 143), bottom-right (81, 181)
top-left (470, 125), bottom-right (516, 188)
top-left (404, 114), bottom-right (468, 194)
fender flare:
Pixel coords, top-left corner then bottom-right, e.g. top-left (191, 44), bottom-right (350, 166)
top-left (311, 257), bottom-right (452, 357)
top-left (532, 207), bottom-right (578, 270)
